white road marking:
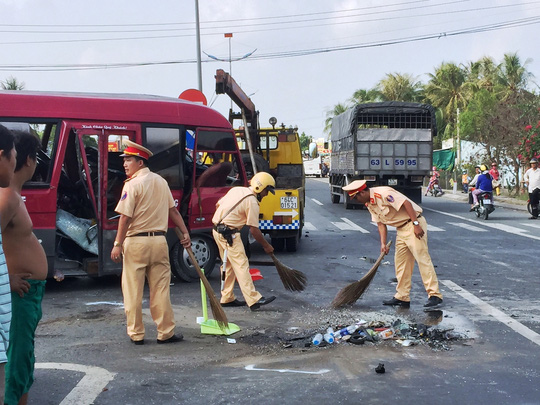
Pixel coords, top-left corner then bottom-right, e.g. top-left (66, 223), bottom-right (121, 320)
top-left (521, 222), bottom-right (540, 229)
top-left (86, 301), bottom-right (124, 306)
top-left (424, 207), bottom-right (540, 241)
top-left (303, 222), bottom-right (317, 231)
top-left (369, 222), bottom-right (444, 232)
top-left (36, 363), bottom-right (116, 405)
top-left (333, 218), bottom-right (370, 233)
top-left (441, 280), bottom-right (540, 346)
top-left (245, 364), bottom-right (330, 375)
top-left (447, 222), bottom-right (488, 232)
top-left (311, 198), bottom-right (324, 206)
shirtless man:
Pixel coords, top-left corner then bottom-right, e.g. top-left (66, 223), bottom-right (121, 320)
top-left (0, 125), bottom-right (16, 405)
top-left (0, 131), bottom-right (47, 405)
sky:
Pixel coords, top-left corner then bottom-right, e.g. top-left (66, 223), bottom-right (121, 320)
top-left (1, 0), bottom-right (539, 141)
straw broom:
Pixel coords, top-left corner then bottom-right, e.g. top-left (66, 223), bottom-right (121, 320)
top-left (331, 240), bottom-right (393, 308)
top-left (268, 253), bottom-right (307, 292)
top-left (174, 228), bottom-right (228, 328)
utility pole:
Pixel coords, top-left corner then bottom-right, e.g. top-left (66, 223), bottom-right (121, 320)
top-left (194, 0), bottom-right (203, 91)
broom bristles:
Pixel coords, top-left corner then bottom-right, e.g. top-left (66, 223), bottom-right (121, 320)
top-left (269, 253), bottom-right (307, 292)
top-left (331, 241), bottom-right (393, 308)
top-left (176, 229), bottom-right (228, 329)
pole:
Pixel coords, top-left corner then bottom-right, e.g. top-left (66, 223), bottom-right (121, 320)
top-left (225, 33), bottom-right (233, 110)
top-left (457, 108), bottom-right (461, 170)
top-left (242, 109), bottom-right (258, 175)
top-left (194, 0), bottom-right (203, 91)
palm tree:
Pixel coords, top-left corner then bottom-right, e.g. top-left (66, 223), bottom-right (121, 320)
top-left (425, 63), bottom-right (469, 139)
top-left (324, 103), bottom-right (349, 135)
top-left (376, 73), bottom-right (423, 102)
top-left (349, 88), bottom-right (380, 105)
top-left (1, 76), bottom-right (25, 90)
top-left (496, 52), bottom-right (534, 97)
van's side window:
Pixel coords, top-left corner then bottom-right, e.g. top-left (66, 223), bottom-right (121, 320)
top-left (145, 127), bottom-right (182, 189)
top-left (0, 121), bottom-right (58, 185)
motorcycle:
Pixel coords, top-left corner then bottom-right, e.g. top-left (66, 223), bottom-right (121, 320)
top-left (425, 178), bottom-right (445, 197)
top-left (472, 191), bottom-right (495, 220)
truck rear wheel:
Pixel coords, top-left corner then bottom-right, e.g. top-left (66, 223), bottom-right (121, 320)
top-left (285, 233), bottom-right (299, 252)
top-left (171, 234), bottom-right (217, 282)
top-left (344, 193), bottom-right (354, 209)
top-left (271, 237), bottom-right (285, 252)
top-left (331, 193), bottom-right (340, 204)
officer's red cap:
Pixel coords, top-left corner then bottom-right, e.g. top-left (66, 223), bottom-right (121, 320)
top-left (120, 140), bottom-right (153, 160)
top-left (342, 180), bottom-right (368, 196)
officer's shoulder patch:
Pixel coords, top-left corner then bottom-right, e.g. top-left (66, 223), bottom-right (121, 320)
top-left (121, 191), bottom-right (128, 201)
top-left (374, 193), bottom-right (382, 199)
top-left (386, 195), bottom-right (394, 203)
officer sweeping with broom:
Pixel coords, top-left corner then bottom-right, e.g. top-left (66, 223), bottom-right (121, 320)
top-left (338, 180), bottom-right (443, 309)
top-left (212, 172), bottom-right (277, 311)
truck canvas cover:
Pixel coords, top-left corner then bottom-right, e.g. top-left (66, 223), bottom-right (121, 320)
top-left (331, 102), bottom-right (437, 142)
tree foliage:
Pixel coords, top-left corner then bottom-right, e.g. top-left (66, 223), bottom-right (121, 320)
top-left (1, 76), bottom-right (25, 90)
top-left (325, 52), bottom-right (539, 192)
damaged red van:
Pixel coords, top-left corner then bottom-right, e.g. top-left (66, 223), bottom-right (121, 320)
top-left (0, 91), bottom-right (247, 281)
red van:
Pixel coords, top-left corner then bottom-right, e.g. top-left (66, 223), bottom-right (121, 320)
top-left (0, 91), bottom-right (247, 281)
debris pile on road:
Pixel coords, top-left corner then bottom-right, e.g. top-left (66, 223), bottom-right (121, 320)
top-left (297, 316), bottom-right (467, 351)
top-left (237, 307), bottom-right (474, 352)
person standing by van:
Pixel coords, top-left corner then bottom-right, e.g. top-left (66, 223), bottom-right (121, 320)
top-left (0, 125), bottom-right (16, 405)
top-left (111, 140), bottom-right (191, 345)
top-left (0, 131), bottom-right (46, 405)
top-left (524, 158), bottom-right (540, 219)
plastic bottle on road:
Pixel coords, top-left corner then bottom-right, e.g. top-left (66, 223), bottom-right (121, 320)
top-left (312, 333), bottom-right (323, 346)
top-left (324, 328), bottom-right (334, 344)
top-left (334, 325), bottom-right (358, 339)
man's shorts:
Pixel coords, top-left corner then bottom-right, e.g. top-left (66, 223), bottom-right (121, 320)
top-left (4, 279), bottom-right (45, 405)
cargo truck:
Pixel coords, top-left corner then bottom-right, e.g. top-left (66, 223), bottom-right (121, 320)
top-left (329, 101), bottom-right (436, 207)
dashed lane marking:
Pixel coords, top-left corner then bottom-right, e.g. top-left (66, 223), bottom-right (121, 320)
top-left (447, 222), bottom-right (488, 232)
top-left (370, 222), bottom-right (444, 232)
top-left (36, 363), bottom-right (116, 405)
top-left (424, 207), bottom-right (540, 241)
top-left (521, 222), bottom-right (540, 229)
top-left (310, 198), bottom-right (324, 206)
top-left (331, 218), bottom-right (370, 233)
top-left (441, 280), bottom-right (540, 346)
top-left (304, 222), bottom-right (317, 231)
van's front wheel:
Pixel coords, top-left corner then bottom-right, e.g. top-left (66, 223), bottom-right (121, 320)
top-left (171, 234), bottom-right (217, 282)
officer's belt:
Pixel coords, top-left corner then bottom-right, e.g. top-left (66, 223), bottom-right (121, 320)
top-left (213, 225), bottom-right (240, 234)
top-left (396, 214), bottom-right (422, 229)
top-left (128, 231), bottom-right (166, 237)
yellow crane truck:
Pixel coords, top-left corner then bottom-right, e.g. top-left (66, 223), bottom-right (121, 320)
top-left (215, 69), bottom-right (305, 251)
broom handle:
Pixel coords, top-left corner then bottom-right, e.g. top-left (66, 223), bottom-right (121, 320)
top-left (174, 228), bottom-right (212, 290)
top-left (370, 240), bottom-right (393, 272)
top-left (221, 249), bottom-right (227, 291)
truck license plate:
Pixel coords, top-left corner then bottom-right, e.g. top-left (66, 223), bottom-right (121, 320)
top-left (280, 196), bottom-right (298, 209)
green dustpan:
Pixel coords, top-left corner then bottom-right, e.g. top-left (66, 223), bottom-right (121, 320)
top-left (199, 269), bottom-right (240, 336)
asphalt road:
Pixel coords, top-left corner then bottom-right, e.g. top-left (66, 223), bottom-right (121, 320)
top-left (31, 178), bottom-right (539, 404)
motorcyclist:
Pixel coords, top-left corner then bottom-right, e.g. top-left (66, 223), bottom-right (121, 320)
top-left (468, 165), bottom-right (481, 205)
top-left (425, 166), bottom-right (442, 196)
top-left (470, 165), bottom-right (493, 211)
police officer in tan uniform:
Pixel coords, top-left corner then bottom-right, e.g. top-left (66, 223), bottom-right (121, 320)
top-left (212, 172), bottom-right (276, 311)
top-left (111, 140), bottom-right (191, 345)
top-left (343, 180), bottom-right (443, 308)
